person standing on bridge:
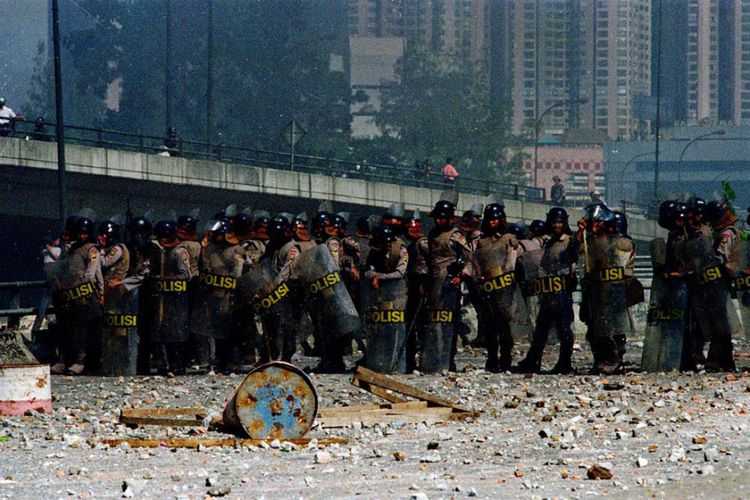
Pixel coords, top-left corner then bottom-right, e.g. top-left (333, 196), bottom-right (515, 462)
top-left (0, 97), bottom-right (20, 136)
top-left (441, 157), bottom-right (459, 187)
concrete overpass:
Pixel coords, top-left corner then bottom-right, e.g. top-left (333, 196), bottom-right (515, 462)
top-left (0, 137), bottom-right (664, 243)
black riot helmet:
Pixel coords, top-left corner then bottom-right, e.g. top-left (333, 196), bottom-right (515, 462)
top-left (506, 223), bottom-right (525, 239)
top-left (128, 215), bottom-right (153, 238)
top-left (62, 215), bottom-right (79, 242)
top-left (312, 211), bottom-right (331, 238)
top-left (356, 216), bottom-right (370, 235)
top-left (584, 202), bottom-right (614, 222)
top-left (371, 225), bottom-right (396, 249)
top-left (704, 200), bottom-right (726, 226)
top-left (97, 220), bottom-right (121, 246)
top-left (546, 207), bottom-right (568, 225)
top-left (75, 217), bottom-right (95, 242)
top-left (481, 203), bottom-right (506, 234)
top-left (232, 212), bottom-right (252, 238)
top-left (154, 220), bottom-right (177, 240)
top-left (529, 219), bottom-right (547, 238)
top-left (268, 215), bottom-right (292, 245)
top-left (177, 214), bottom-right (198, 233)
top-left (430, 200), bottom-right (455, 220)
top-left (686, 197), bottom-right (706, 219)
top-left (612, 211), bottom-right (628, 236)
top-left (546, 207), bottom-right (571, 235)
top-left (658, 200), bottom-right (677, 230)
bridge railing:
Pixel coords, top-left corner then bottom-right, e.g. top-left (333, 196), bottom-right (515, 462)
top-left (6, 118), bottom-right (546, 203)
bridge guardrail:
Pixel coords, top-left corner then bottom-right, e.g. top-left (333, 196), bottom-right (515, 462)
top-left (5, 118), bottom-right (546, 203)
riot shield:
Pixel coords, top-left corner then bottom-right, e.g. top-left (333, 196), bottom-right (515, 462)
top-left (361, 277), bottom-right (407, 373)
top-left (643, 236), bottom-right (692, 372)
top-left (587, 237), bottom-right (631, 367)
top-left (101, 285), bottom-right (139, 376)
top-left (293, 244), bottom-right (360, 338)
top-left (245, 258), bottom-right (298, 362)
top-left (734, 237), bottom-right (750, 340)
top-left (421, 274), bottom-right (460, 374)
top-left (150, 248), bottom-right (190, 345)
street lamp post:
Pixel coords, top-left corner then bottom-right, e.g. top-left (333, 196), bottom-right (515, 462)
top-left (533, 98), bottom-right (587, 191)
top-left (676, 129), bottom-right (726, 184)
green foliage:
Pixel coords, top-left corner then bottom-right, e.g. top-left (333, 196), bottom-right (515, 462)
top-left (374, 44), bottom-right (520, 183)
top-left (24, 0), bottom-right (352, 149)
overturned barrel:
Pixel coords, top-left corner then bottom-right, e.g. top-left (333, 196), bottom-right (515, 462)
top-left (223, 361), bottom-right (318, 440)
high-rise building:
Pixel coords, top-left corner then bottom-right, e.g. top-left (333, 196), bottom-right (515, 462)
top-left (722, 0), bottom-right (750, 125)
top-left (347, 0), bottom-right (489, 66)
top-left (347, 0), bottom-right (405, 37)
top-left (505, 0), bottom-right (651, 140)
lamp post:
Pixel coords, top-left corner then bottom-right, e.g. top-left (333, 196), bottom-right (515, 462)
top-left (676, 129), bottom-right (726, 184)
top-left (533, 98), bottom-right (588, 189)
top-left (613, 151), bottom-right (654, 210)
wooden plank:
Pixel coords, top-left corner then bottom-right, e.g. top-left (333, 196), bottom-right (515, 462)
top-left (100, 436), bottom-right (348, 449)
top-left (318, 401), bottom-right (428, 417)
top-left (120, 407), bottom-right (208, 428)
top-left (318, 407), bottom-right (456, 428)
top-left (122, 407), bottom-right (207, 418)
top-left (350, 377), bottom-right (407, 404)
top-left (353, 367), bottom-right (471, 412)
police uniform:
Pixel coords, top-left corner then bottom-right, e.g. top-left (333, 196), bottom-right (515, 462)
top-left (58, 241), bottom-right (103, 370)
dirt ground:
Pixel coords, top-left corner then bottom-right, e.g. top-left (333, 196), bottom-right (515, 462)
top-left (2, 337), bottom-right (750, 500)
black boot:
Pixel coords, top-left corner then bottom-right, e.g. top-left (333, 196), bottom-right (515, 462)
top-left (513, 356), bottom-right (541, 374)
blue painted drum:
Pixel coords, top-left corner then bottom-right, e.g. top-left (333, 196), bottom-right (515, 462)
top-left (222, 361), bottom-right (318, 440)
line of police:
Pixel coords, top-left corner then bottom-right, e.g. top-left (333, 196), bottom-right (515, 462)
top-left (43, 192), bottom-right (739, 377)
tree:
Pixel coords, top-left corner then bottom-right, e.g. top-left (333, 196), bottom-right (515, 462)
top-left (23, 0), bottom-right (352, 152)
top-left (375, 44), bottom-right (522, 184)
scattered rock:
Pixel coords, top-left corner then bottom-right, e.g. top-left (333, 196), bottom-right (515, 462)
top-left (314, 451), bottom-right (333, 464)
top-left (207, 486), bottom-right (231, 497)
top-left (636, 457), bottom-right (649, 468)
top-left (427, 441), bottom-right (440, 450)
top-left (393, 451), bottom-right (407, 461)
top-left (704, 447), bottom-right (720, 462)
top-left (699, 465), bottom-right (715, 476)
top-left (669, 447), bottom-right (686, 463)
top-left (587, 464), bottom-right (613, 480)
top-left (693, 436), bottom-right (707, 445)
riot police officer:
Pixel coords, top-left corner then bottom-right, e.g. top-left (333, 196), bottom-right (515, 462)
top-left (404, 209), bottom-right (427, 372)
top-left (52, 213), bottom-right (103, 375)
top-left (578, 203), bottom-right (634, 374)
top-left (192, 217), bottom-right (246, 373)
top-left (150, 219), bottom-right (192, 374)
top-left (419, 197), bottom-right (472, 373)
top-left (361, 225), bottom-right (409, 373)
top-left (472, 203), bottom-right (518, 372)
top-left (97, 217), bottom-right (138, 375)
top-left (516, 208), bottom-right (578, 374)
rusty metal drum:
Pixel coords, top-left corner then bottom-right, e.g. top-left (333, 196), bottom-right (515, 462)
top-left (0, 364), bottom-right (52, 416)
top-left (222, 361), bottom-right (318, 440)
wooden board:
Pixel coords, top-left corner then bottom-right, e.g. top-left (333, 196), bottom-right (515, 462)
top-left (120, 407), bottom-right (208, 428)
top-left (352, 366), bottom-right (476, 414)
top-left (100, 436), bottom-right (348, 449)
